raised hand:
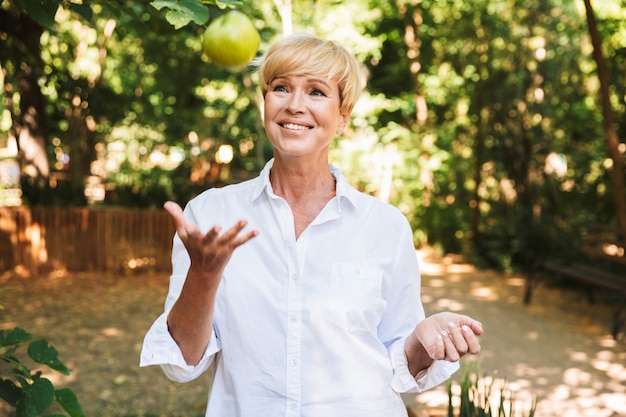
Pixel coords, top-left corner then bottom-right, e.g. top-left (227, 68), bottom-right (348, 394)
top-left (164, 201), bottom-right (260, 365)
top-left (164, 201), bottom-right (259, 286)
top-left (413, 312), bottom-right (483, 362)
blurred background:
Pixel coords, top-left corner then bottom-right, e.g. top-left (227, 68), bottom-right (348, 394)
top-left (2, 0), bottom-right (625, 274)
top-left (1, 2), bottom-right (625, 416)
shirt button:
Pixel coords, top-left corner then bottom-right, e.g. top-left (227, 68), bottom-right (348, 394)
top-left (289, 358), bottom-right (298, 367)
top-left (288, 402), bottom-right (297, 410)
top-left (289, 313), bottom-right (298, 322)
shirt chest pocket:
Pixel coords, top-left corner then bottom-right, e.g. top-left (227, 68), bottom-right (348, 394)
top-left (324, 262), bottom-right (385, 333)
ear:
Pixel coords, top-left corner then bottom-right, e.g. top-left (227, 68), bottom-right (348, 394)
top-left (336, 113), bottom-right (350, 135)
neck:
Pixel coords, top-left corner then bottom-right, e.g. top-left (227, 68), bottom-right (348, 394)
top-left (269, 157), bottom-right (337, 239)
top-left (269, 158), bottom-right (336, 202)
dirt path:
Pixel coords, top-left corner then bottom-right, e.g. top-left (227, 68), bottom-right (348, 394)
top-left (1, 253), bottom-right (624, 417)
top-left (405, 251), bottom-right (626, 417)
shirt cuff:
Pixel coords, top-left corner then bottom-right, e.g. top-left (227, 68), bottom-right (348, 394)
top-left (390, 336), bottom-right (460, 393)
top-left (139, 311), bottom-right (220, 382)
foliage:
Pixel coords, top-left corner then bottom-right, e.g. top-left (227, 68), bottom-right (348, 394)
top-left (0, 326), bottom-right (85, 417)
top-left (151, 0), bottom-right (241, 29)
top-left (2, 0), bottom-right (626, 272)
top-left (447, 362), bottom-right (537, 417)
top-left (7, 0), bottom-right (240, 30)
top-left (8, 0), bottom-right (92, 28)
top-left (354, 0), bottom-right (626, 272)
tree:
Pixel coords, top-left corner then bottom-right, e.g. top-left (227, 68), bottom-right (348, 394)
top-left (583, 0), bottom-right (626, 232)
top-left (2, 0), bottom-right (625, 272)
top-left (0, 9), bottom-right (50, 186)
top-left (1, 0), bottom-right (265, 206)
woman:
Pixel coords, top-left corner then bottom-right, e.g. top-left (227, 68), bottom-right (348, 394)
top-left (141, 33), bottom-right (482, 417)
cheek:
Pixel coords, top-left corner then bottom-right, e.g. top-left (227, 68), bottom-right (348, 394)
top-left (263, 97), bottom-right (282, 118)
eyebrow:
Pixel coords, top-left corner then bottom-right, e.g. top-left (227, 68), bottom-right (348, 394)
top-left (270, 75), bottom-right (342, 104)
top-left (272, 75), bottom-right (332, 88)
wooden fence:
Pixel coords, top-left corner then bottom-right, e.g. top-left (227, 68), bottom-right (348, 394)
top-left (0, 207), bottom-right (175, 274)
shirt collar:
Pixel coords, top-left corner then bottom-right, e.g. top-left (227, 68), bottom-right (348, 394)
top-left (251, 159), bottom-right (358, 210)
top-left (330, 163), bottom-right (357, 211)
top-left (251, 159), bottom-right (274, 202)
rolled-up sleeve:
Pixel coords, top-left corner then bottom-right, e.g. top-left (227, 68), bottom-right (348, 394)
top-left (382, 219), bottom-right (460, 393)
top-left (389, 336), bottom-right (459, 393)
top-left (140, 209), bottom-right (221, 383)
top-left (140, 311), bottom-right (221, 382)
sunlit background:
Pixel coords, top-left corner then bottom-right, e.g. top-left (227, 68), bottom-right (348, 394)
top-left (1, 1), bottom-right (625, 416)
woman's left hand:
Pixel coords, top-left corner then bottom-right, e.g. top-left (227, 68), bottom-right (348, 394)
top-left (413, 312), bottom-right (483, 362)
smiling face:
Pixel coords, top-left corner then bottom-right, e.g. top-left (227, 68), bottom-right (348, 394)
top-left (263, 75), bottom-right (349, 160)
top-left (258, 34), bottom-right (361, 163)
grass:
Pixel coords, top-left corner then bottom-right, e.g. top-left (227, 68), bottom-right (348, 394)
top-left (446, 362), bottom-right (537, 417)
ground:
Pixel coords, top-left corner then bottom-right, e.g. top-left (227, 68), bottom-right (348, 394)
top-left (0, 251), bottom-right (624, 417)
top-left (406, 251), bottom-right (626, 417)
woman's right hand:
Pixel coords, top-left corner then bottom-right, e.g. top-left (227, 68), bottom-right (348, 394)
top-left (164, 201), bottom-right (259, 288)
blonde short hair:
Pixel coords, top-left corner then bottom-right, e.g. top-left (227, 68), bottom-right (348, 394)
top-left (257, 33), bottom-right (362, 115)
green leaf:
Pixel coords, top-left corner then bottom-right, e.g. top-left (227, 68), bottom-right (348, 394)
top-left (0, 378), bottom-right (22, 407)
top-left (0, 328), bottom-right (33, 347)
top-left (165, 10), bottom-right (194, 29)
top-left (15, 377), bottom-right (54, 417)
top-left (18, 0), bottom-right (62, 28)
top-left (27, 340), bottom-right (70, 375)
top-left (1, 346), bottom-right (19, 359)
top-left (215, 0), bottom-right (243, 7)
top-left (69, 3), bottom-right (93, 23)
top-left (56, 388), bottom-right (85, 417)
top-left (150, 0), bottom-right (177, 11)
top-left (14, 375), bottom-right (28, 389)
top-left (199, 0), bottom-right (242, 7)
top-left (179, 0), bottom-right (211, 24)
top-left (151, 0), bottom-right (210, 28)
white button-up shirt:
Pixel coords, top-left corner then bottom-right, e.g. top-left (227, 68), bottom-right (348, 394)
top-left (140, 159), bottom-right (458, 417)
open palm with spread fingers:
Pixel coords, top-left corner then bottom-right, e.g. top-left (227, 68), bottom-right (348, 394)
top-left (413, 312), bottom-right (483, 362)
top-left (164, 201), bottom-right (259, 286)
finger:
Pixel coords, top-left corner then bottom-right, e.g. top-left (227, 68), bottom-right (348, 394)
top-left (457, 315), bottom-right (484, 336)
top-left (220, 219), bottom-right (249, 242)
top-left (470, 321), bottom-right (484, 336)
top-left (240, 229), bottom-right (260, 244)
top-left (219, 220), bottom-right (259, 247)
top-left (430, 334), bottom-right (446, 361)
top-left (164, 201), bottom-right (184, 223)
top-left (201, 225), bottom-right (223, 245)
top-left (441, 331), bottom-right (461, 362)
top-left (462, 325), bottom-right (482, 354)
top-left (164, 201), bottom-right (190, 239)
top-left (447, 321), bottom-right (469, 355)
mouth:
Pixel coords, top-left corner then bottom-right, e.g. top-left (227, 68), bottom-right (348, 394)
top-left (279, 122), bottom-right (312, 131)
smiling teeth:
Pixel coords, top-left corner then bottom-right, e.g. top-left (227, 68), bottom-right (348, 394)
top-left (282, 123), bottom-right (310, 130)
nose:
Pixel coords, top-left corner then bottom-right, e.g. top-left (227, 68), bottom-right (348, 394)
top-left (286, 89), bottom-right (305, 113)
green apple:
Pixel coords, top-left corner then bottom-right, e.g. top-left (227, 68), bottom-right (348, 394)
top-left (203, 10), bottom-right (260, 71)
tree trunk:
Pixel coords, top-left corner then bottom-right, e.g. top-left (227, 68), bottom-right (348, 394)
top-left (398, 0), bottom-right (427, 126)
top-left (273, 0), bottom-right (293, 36)
top-left (0, 11), bottom-right (50, 186)
top-left (65, 19), bottom-right (116, 191)
top-left (583, 0), bottom-right (626, 230)
top-left (397, 0), bottom-right (434, 210)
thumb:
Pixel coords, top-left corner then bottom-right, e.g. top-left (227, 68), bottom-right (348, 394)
top-left (458, 315), bottom-right (484, 336)
top-left (164, 201), bottom-right (190, 240)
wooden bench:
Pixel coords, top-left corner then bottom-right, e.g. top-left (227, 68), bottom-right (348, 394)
top-left (524, 224), bottom-right (626, 339)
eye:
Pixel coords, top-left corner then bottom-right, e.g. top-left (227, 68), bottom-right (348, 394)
top-left (310, 88), bottom-right (327, 97)
top-left (272, 84), bottom-right (288, 93)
